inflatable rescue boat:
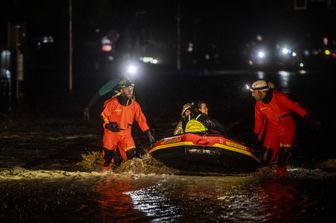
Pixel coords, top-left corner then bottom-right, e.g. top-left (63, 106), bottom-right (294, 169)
top-left (148, 133), bottom-right (261, 173)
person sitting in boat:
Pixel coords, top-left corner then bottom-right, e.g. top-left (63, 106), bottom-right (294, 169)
top-left (184, 101), bottom-right (226, 135)
top-left (173, 102), bottom-right (194, 135)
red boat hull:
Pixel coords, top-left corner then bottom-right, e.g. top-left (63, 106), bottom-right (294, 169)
top-left (148, 133), bottom-right (261, 173)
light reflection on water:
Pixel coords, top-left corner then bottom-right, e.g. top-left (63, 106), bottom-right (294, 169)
top-left (277, 70), bottom-right (292, 93)
top-left (125, 183), bottom-right (182, 222)
top-left (91, 169), bottom-right (336, 222)
top-left (0, 168), bottom-right (335, 222)
top-left (92, 175), bottom-right (154, 222)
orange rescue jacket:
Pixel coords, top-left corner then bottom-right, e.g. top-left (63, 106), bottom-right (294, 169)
top-left (101, 97), bottom-right (149, 132)
top-left (254, 90), bottom-right (308, 140)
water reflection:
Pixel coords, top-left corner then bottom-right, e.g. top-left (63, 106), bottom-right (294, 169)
top-left (256, 71), bottom-right (266, 79)
top-left (126, 183), bottom-right (182, 222)
top-left (277, 71), bottom-right (293, 93)
top-left (252, 178), bottom-right (308, 222)
top-left (253, 70), bottom-right (298, 94)
top-left (91, 172), bottom-right (336, 222)
top-left (92, 175), bottom-right (155, 222)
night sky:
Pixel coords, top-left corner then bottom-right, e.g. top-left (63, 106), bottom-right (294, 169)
top-left (1, 0), bottom-right (336, 98)
top-left (3, 0), bottom-right (335, 49)
top-left (3, 1), bottom-right (334, 37)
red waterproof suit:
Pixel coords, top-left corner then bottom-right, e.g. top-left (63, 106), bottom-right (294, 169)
top-left (101, 97), bottom-right (149, 161)
top-left (254, 90), bottom-right (308, 159)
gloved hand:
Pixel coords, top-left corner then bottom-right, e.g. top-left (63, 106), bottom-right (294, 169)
top-left (105, 122), bottom-right (120, 132)
top-left (304, 114), bottom-right (321, 131)
top-left (145, 130), bottom-right (155, 144)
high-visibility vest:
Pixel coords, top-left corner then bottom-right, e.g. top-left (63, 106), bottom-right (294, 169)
top-left (185, 114), bottom-right (208, 133)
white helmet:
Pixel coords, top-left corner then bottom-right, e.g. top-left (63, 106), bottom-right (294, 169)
top-left (181, 102), bottom-right (193, 117)
top-left (251, 80), bottom-right (269, 91)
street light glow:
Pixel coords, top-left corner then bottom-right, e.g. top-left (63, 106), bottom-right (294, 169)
top-left (257, 51), bottom-right (265, 58)
top-left (126, 64), bottom-right (138, 75)
top-left (282, 47), bottom-right (289, 54)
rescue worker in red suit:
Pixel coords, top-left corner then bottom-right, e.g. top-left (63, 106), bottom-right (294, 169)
top-left (101, 79), bottom-right (155, 171)
top-left (250, 80), bottom-right (310, 177)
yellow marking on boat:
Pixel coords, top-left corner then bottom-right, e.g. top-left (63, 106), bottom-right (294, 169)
top-left (160, 137), bottom-right (182, 145)
top-left (150, 141), bottom-right (195, 152)
top-left (213, 143), bottom-right (260, 162)
top-left (149, 142), bottom-right (260, 162)
top-left (226, 141), bottom-right (247, 150)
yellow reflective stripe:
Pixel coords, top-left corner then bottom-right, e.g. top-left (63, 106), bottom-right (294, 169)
top-left (149, 141), bottom-right (260, 162)
top-left (150, 141), bottom-right (194, 153)
top-left (101, 112), bottom-right (109, 124)
top-left (212, 143), bottom-right (260, 162)
top-left (113, 92), bottom-right (121, 97)
top-left (125, 146), bottom-right (136, 151)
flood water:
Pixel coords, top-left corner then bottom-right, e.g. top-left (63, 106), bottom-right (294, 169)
top-left (1, 169), bottom-right (336, 222)
top-left (1, 69), bottom-right (336, 222)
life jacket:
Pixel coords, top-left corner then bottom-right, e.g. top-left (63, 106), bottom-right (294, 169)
top-left (184, 114), bottom-right (208, 133)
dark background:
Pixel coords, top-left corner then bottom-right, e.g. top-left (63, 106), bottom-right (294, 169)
top-left (1, 0), bottom-right (335, 100)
